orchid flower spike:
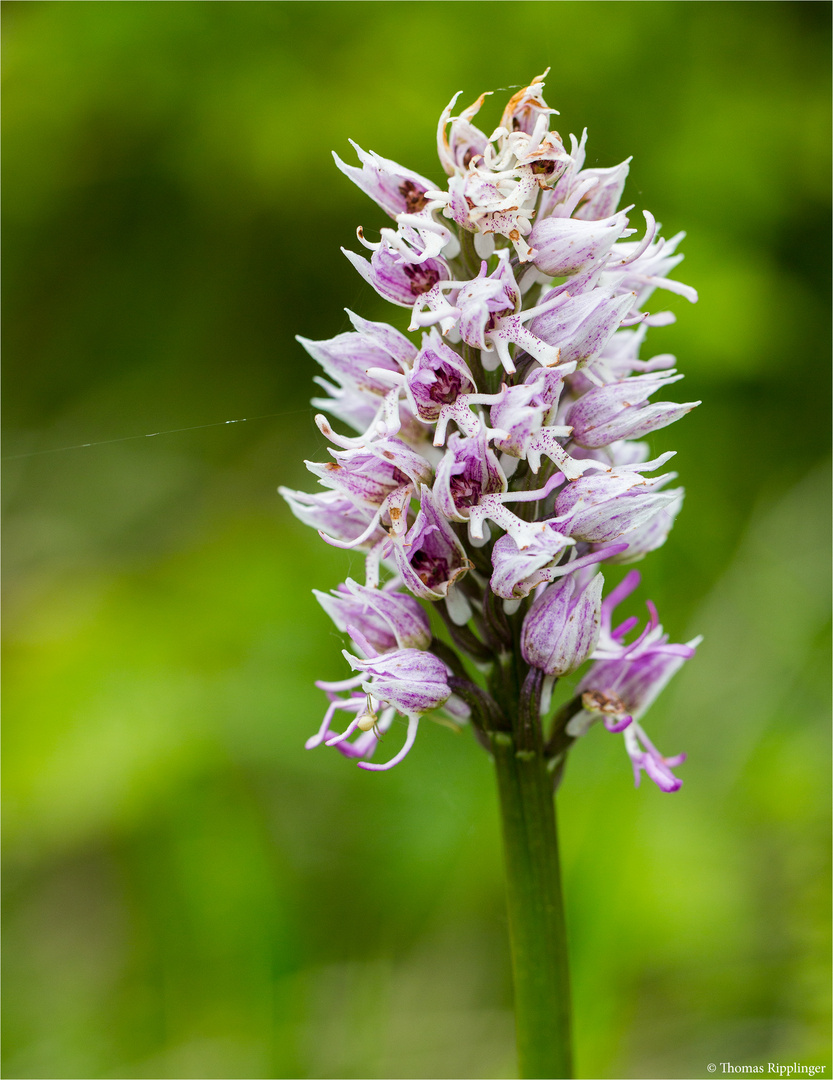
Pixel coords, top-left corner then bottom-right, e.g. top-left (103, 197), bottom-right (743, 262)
top-left (283, 71), bottom-right (698, 784)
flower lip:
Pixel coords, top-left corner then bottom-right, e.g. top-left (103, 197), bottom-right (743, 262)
top-left (624, 723), bottom-right (686, 792)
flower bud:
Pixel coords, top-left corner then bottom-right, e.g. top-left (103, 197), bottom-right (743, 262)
top-left (520, 571), bottom-right (604, 676)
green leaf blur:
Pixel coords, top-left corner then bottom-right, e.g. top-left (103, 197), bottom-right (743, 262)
top-left (3, 3), bottom-right (830, 1077)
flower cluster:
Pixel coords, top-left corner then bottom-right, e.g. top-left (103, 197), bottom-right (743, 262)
top-left (281, 73), bottom-right (700, 787)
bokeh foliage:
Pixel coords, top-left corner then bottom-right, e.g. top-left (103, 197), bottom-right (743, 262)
top-left (3, 3), bottom-right (830, 1078)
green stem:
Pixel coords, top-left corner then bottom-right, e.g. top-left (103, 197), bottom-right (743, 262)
top-left (459, 227), bottom-right (481, 277)
top-left (491, 729), bottom-right (573, 1079)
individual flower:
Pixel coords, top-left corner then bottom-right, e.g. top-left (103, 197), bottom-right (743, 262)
top-left (456, 253), bottom-right (566, 372)
top-left (520, 570), bottom-right (605, 676)
top-left (528, 286), bottom-right (638, 369)
top-left (314, 578), bottom-right (432, 653)
top-left (490, 532), bottom-right (626, 600)
top-left (299, 313), bottom-right (417, 438)
top-left (342, 231), bottom-right (452, 310)
top-left (408, 331), bottom-right (477, 423)
top-left (333, 140), bottom-right (439, 220)
top-left (487, 365), bottom-right (590, 479)
top-left (563, 571), bottom-right (700, 791)
top-left (528, 208), bottom-right (631, 277)
top-left (553, 466), bottom-right (682, 544)
top-left (389, 486), bottom-right (471, 603)
top-left (433, 431), bottom-right (506, 523)
top-left (305, 437), bottom-right (432, 514)
top-left (456, 254), bottom-right (520, 350)
top-left (341, 648), bottom-right (453, 771)
top-left (279, 488), bottom-right (385, 549)
top-left (343, 647), bottom-right (452, 717)
top-left (489, 365), bottom-right (571, 460)
top-left (565, 371), bottom-right (700, 448)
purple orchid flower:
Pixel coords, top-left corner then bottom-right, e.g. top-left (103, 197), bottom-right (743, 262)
top-left (553, 466), bottom-right (683, 544)
top-left (559, 571), bottom-right (700, 791)
top-left (333, 140), bottom-right (439, 220)
top-left (456, 256), bottom-right (520, 351)
top-left (341, 648), bottom-right (452, 771)
top-left (433, 431), bottom-right (506, 523)
top-left (529, 208), bottom-right (631, 277)
top-left (299, 315), bottom-right (417, 437)
top-left (390, 486), bottom-right (471, 602)
top-left (279, 488), bottom-right (386, 550)
top-left (490, 532), bottom-right (627, 600)
top-left (529, 287), bottom-right (638, 369)
top-left (408, 331), bottom-right (477, 423)
top-left (305, 437), bottom-right (432, 511)
top-left (343, 233), bottom-right (451, 309)
top-left (566, 371), bottom-right (700, 448)
top-left (521, 570), bottom-right (605, 677)
top-left (314, 578), bottom-right (432, 654)
top-left (343, 647), bottom-right (451, 717)
top-left (436, 90), bottom-right (492, 176)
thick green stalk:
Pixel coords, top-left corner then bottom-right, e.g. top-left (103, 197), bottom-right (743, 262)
top-left (491, 729), bottom-right (573, 1079)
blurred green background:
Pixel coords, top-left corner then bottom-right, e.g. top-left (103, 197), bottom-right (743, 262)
top-left (3, 2), bottom-right (830, 1078)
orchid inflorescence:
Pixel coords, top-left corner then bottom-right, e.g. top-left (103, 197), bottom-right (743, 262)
top-left (281, 72), bottom-right (701, 789)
